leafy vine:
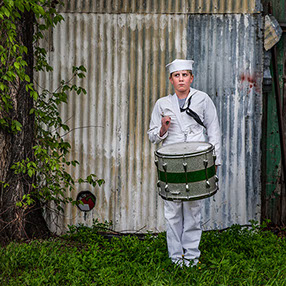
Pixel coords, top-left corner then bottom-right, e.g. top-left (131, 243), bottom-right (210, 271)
top-left (0, 1), bottom-right (103, 216)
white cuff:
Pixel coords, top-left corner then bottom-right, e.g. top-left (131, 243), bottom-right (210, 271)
top-left (157, 131), bottom-right (168, 141)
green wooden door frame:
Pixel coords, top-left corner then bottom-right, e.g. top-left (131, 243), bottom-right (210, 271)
top-left (261, 0), bottom-right (286, 225)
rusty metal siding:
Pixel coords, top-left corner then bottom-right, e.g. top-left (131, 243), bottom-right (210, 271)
top-left (58, 0), bottom-right (262, 14)
top-left (187, 14), bottom-right (263, 228)
top-left (38, 13), bottom-right (189, 233)
top-left (38, 8), bottom-right (264, 234)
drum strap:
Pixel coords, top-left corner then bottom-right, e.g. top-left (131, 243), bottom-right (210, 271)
top-left (180, 95), bottom-right (206, 128)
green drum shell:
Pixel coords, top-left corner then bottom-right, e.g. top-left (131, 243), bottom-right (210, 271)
top-left (154, 142), bottom-right (218, 201)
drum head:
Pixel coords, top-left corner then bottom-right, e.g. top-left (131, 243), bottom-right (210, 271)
top-left (156, 142), bottom-right (213, 156)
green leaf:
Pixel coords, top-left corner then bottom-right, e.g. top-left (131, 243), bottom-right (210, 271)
top-left (0, 83), bottom-right (6, 91)
top-left (14, 0), bottom-right (24, 12)
top-left (79, 65), bottom-right (87, 72)
top-left (12, 120), bottom-right (22, 131)
top-left (37, 5), bottom-right (45, 16)
top-left (6, 0), bottom-right (14, 6)
top-left (30, 90), bottom-right (38, 100)
top-left (97, 179), bottom-right (105, 186)
top-left (25, 74), bottom-right (30, 82)
top-left (2, 7), bottom-right (10, 18)
top-left (14, 62), bottom-right (20, 69)
top-left (28, 169), bottom-right (33, 177)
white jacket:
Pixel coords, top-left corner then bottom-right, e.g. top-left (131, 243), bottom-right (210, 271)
top-left (148, 88), bottom-right (222, 165)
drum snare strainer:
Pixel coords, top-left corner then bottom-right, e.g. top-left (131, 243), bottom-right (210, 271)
top-left (154, 142), bottom-right (219, 201)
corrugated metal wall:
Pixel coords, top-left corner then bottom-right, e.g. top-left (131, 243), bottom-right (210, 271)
top-left (40, 13), bottom-right (188, 233)
top-left (58, 0), bottom-right (262, 14)
top-left (187, 14), bottom-right (263, 228)
top-left (38, 1), bottom-right (264, 233)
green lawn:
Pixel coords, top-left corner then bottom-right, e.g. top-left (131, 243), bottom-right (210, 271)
top-left (1, 221), bottom-right (285, 285)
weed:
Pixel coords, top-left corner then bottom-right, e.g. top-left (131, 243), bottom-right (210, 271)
top-left (0, 222), bottom-right (285, 285)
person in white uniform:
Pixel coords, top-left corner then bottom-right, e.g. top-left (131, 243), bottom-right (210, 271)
top-left (147, 59), bottom-right (221, 267)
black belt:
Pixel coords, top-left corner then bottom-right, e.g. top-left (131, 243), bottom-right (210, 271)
top-left (180, 95), bottom-right (206, 128)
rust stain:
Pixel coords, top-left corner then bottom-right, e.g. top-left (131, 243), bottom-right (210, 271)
top-left (240, 72), bottom-right (261, 94)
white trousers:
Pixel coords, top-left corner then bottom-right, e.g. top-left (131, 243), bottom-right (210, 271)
top-left (164, 200), bottom-right (202, 266)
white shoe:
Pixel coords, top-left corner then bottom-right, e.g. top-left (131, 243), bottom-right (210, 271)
top-left (182, 256), bottom-right (199, 267)
top-left (172, 257), bottom-right (198, 268)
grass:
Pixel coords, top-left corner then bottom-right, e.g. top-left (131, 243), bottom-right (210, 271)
top-left (0, 221), bottom-right (285, 286)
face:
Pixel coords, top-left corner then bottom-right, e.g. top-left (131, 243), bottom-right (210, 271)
top-left (169, 70), bottom-right (194, 94)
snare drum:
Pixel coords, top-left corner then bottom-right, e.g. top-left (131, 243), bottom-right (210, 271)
top-left (154, 142), bottom-right (218, 201)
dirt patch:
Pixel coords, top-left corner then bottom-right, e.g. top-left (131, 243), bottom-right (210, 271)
top-left (262, 222), bottom-right (286, 238)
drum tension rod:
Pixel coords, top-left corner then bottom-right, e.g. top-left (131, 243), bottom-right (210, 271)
top-left (183, 161), bottom-right (189, 192)
top-left (203, 159), bottom-right (211, 189)
top-left (154, 159), bottom-right (158, 167)
top-left (162, 161), bottom-right (169, 192)
top-left (213, 154), bottom-right (216, 161)
top-left (212, 153), bottom-right (219, 183)
top-left (154, 159), bottom-right (161, 187)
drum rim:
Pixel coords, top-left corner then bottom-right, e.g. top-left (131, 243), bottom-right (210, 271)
top-left (155, 141), bottom-right (214, 157)
top-left (159, 186), bottom-right (218, 201)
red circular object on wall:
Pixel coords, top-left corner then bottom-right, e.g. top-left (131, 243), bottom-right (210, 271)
top-left (76, 191), bottom-right (96, 212)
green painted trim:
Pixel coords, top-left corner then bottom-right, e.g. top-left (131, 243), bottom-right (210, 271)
top-left (158, 165), bottom-right (215, 183)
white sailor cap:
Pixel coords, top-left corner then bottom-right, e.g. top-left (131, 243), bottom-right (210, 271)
top-left (166, 59), bottom-right (194, 74)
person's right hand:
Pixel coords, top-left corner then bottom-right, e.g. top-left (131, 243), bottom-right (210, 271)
top-left (160, 116), bottom-right (171, 137)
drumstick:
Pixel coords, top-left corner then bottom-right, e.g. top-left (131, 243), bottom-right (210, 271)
top-left (161, 111), bottom-right (170, 125)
